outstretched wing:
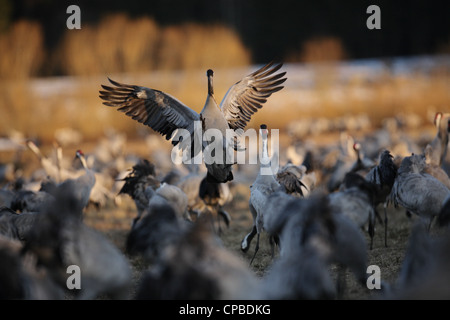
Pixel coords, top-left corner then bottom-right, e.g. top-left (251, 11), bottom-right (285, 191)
top-left (220, 62), bottom-right (287, 131)
top-left (99, 78), bottom-right (200, 145)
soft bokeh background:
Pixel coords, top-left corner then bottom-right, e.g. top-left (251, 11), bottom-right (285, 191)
top-left (0, 0), bottom-right (449, 300)
top-left (0, 0), bottom-right (449, 143)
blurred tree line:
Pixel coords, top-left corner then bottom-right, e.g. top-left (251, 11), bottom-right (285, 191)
top-left (1, 0), bottom-right (450, 76)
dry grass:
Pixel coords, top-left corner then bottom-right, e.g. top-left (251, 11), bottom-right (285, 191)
top-left (0, 20), bottom-right (44, 79)
top-left (58, 14), bottom-right (250, 76)
top-left (286, 36), bottom-right (348, 63)
top-left (0, 64), bottom-right (448, 143)
top-left (0, 15), bottom-right (250, 79)
top-left (0, 15), bottom-right (252, 141)
top-left (0, 17), bottom-right (448, 142)
top-left (59, 15), bottom-right (160, 76)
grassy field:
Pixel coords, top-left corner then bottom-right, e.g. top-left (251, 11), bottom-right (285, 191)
top-left (81, 169), bottom-right (413, 300)
top-left (0, 36), bottom-right (449, 299)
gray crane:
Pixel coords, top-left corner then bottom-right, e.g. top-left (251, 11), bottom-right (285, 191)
top-left (118, 159), bottom-right (160, 226)
top-left (241, 124), bottom-right (281, 265)
top-left (125, 182), bottom-right (188, 262)
top-left (390, 154), bottom-right (450, 230)
top-left (260, 193), bottom-right (369, 299)
top-left (198, 176), bottom-right (232, 234)
top-left (0, 234), bottom-right (64, 299)
top-left (22, 183), bottom-right (132, 299)
top-left (328, 172), bottom-right (377, 249)
top-left (260, 235), bottom-right (336, 300)
top-left (424, 157), bottom-right (450, 189)
top-left (424, 112), bottom-right (449, 167)
top-left (99, 62), bottom-right (286, 183)
top-left (135, 216), bottom-right (259, 300)
top-left (388, 222), bottom-right (450, 299)
top-left (276, 162), bottom-right (309, 197)
top-left (0, 189), bottom-right (15, 207)
top-left (51, 150), bottom-right (96, 213)
top-left (395, 222), bottom-right (433, 291)
top-left (365, 149), bottom-right (398, 247)
top-left (173, 169), bottom-right (232, 231)
top-left (26, 140), bottom-right (62, 183)
top-left (125, 197), bottom-right (184, 263)
top-left (141, 182), bottom-right (189, 223)
top-left (10, 189), bottom-right (55, 213)
top-left (0, 207), bottom-right (38, 242)
top-left (175, 170), bottom-right (207, 217)
top-left (423, 112), bottom-right (450, 188)
top-left (437, 195), bottom-right (450, 228)
top-left (327, 137), bottom-right (368, 192)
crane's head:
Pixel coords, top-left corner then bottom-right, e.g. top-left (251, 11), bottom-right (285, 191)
top-left (206, 69), bottom-right (214, 95)
top-left (380, 149), bottom-right (394, 162)
top-left (260, 124), bottom-right (268, 138)
top-left (75, 149), bottom-right (84, 158)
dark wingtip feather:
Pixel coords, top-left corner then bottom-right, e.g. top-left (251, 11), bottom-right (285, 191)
top-left (100, 85), bottom-right (114, 91)
top-left (107, 77), bottom-right (118, 86)
top-left (107, 77), bottom-right (135, 89)
top-left (103, 102), bottom-right (119, 107)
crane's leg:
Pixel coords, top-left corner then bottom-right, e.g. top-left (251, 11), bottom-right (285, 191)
top-left (336, 264), bottom-right (347, 299)
top-left (241, 225), bottom-right (257, 252)
top-left (269, 234), bottom-right (280, 259)
top-left (249, 233), bottom-right (260, 266)
top-left (131, 216), bottom-right (140, 229)
top-left (269, 235), bottom-right (276, 259)
top-left (384, 201), bottom-right (389, 248)
top-left (218, 208), bottom-right (231, 227)
top-left (427, 216), bottom-right (434, 233)
top-left (368, 215), bottom-right (375, 251)
top-left (209, 213), bottom-right (216, 233)
top-left (374, 207), bottom-right (383, 225)
top-left (216, 211), bottom-right (223, 236)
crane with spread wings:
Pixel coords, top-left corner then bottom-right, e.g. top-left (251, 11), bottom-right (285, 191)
top-left (99, 62), bottom-right (287, 183)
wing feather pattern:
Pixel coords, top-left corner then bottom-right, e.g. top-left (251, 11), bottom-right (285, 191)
top-left (220, 62), bottom-right (287, 131)
top-left (99, 78), bottom-right (200, 146)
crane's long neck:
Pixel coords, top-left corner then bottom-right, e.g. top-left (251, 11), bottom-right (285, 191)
top-left (77, 152), bottom-right (96, 188)
top-left (79, 154), bottom-right (89, 171)
top-left (439, 116), bottom-right (449, 152)
top-left (353, 143), bottom-right (362, 165)
top-left (56, 145), bottom-right (63, 183)
top-left (259, 125), bottom-right (273, 174)
top-left (26, 140), bottom-right (43, 160)
top-left (201, 69), bottom-right (220, 117)
top-left (444, 119), bottom-right (450, 159)
top-left (435, 112), bottom-right (443, 138)
top-left (208, 72), bottom-right (214, 96)
top-left (433, 112), bottom-right (449, 165)
top-left (258, 126), bottom-right (279, 186)
top-left (261, 131), bottom-right (269, 162)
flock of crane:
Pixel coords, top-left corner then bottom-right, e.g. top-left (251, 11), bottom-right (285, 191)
top-left (0, 62), bottom-right (450, 300)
